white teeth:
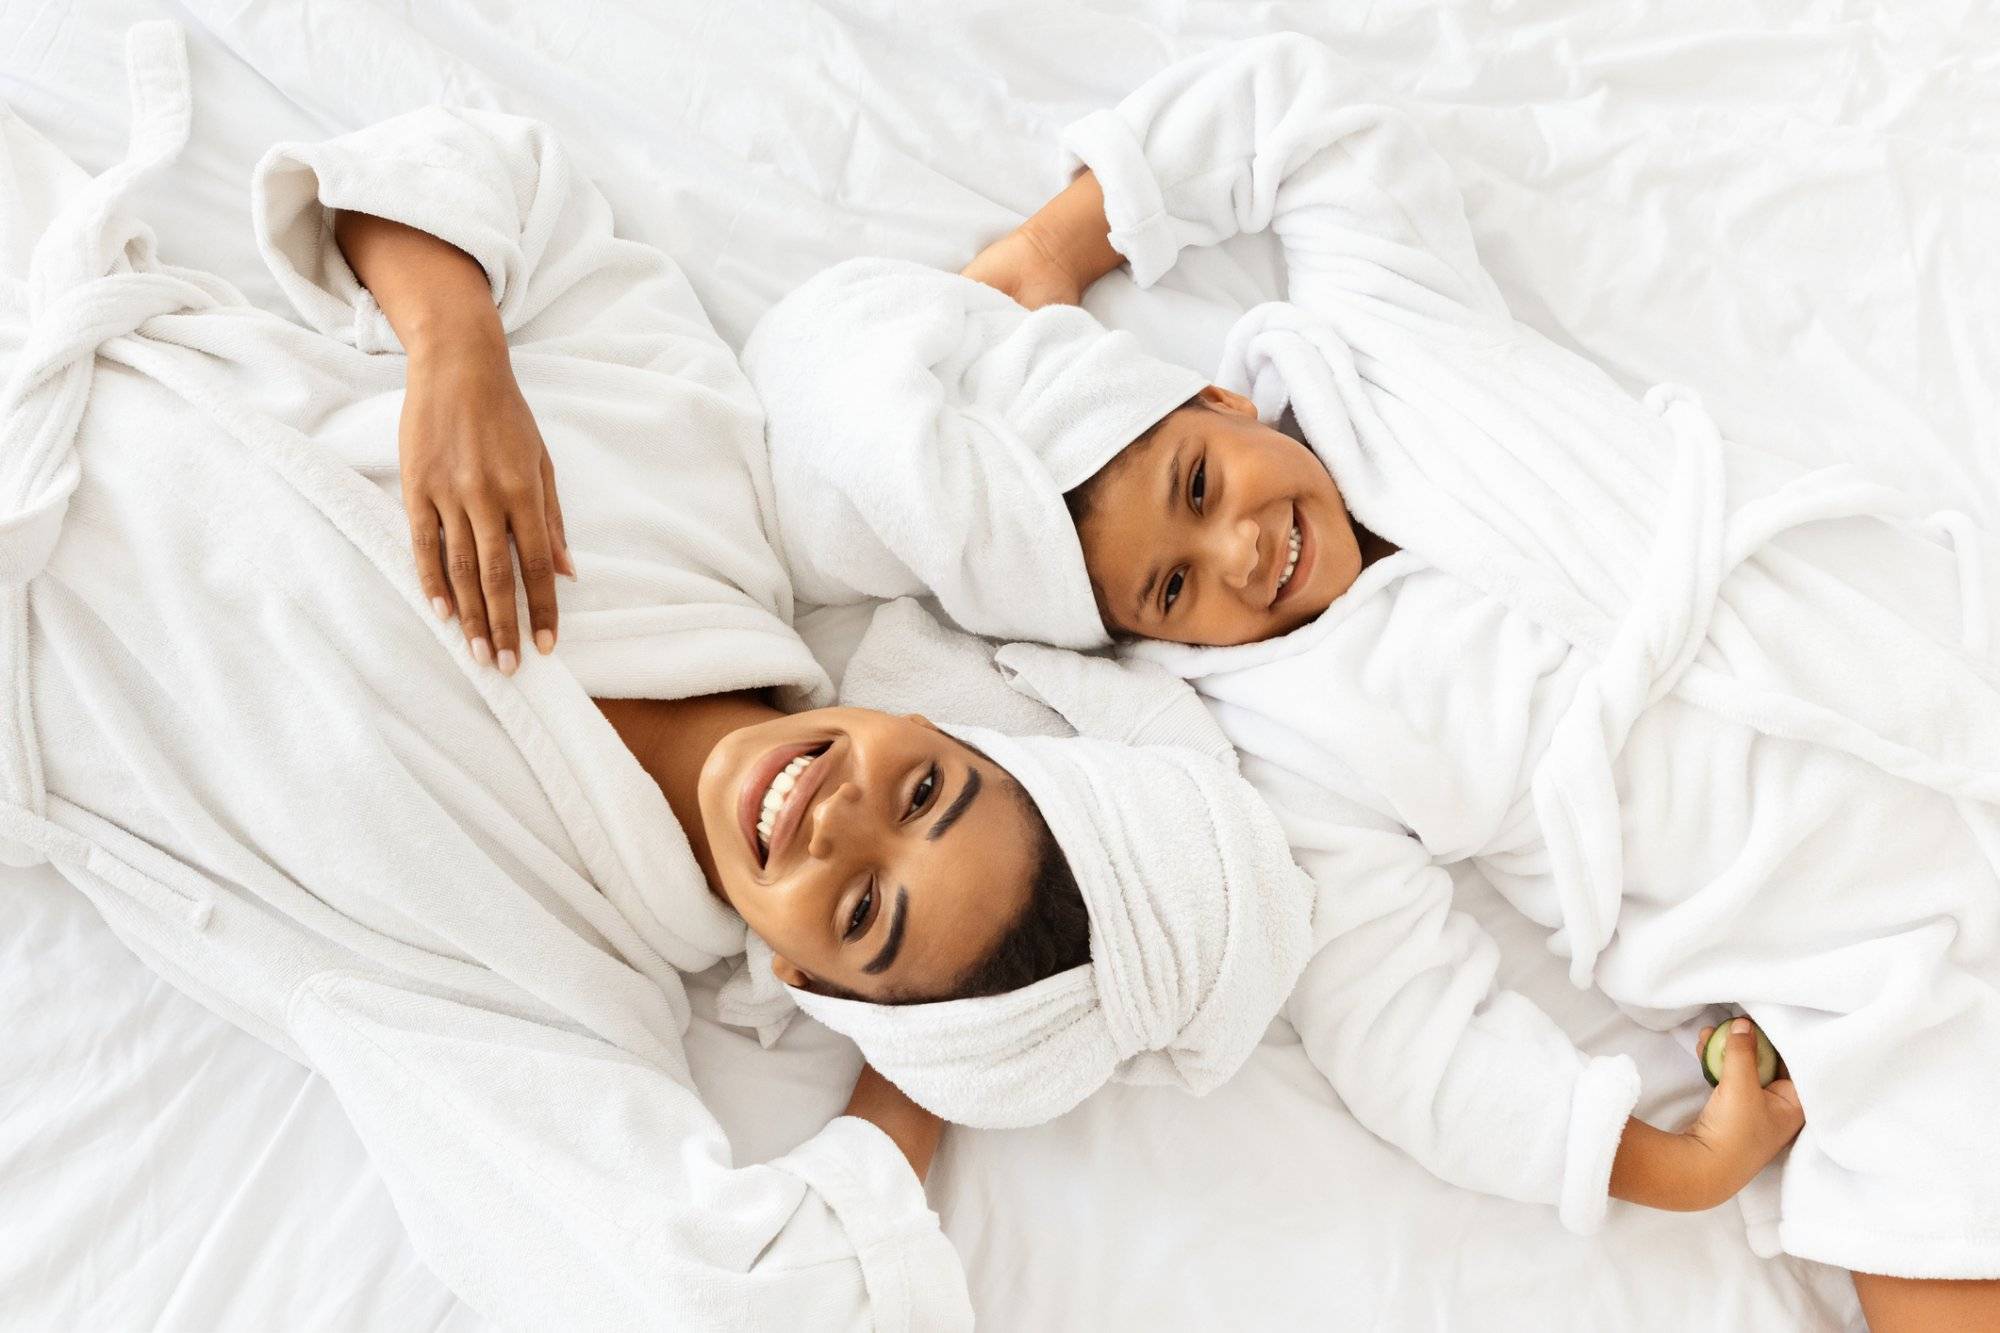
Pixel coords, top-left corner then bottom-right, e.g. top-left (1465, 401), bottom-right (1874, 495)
top-left (756, 753), bottom-right (814, 854)
top-left (1275, 523), bottom-right (1301, 593)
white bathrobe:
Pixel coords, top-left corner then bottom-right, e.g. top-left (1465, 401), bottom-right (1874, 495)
top-left (1079, 36), bottom-right (2000, 1277)
top-left (0, 25), bottom-right (967, 1330)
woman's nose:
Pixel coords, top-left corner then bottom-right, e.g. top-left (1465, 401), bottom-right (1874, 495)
top-left (1213, 517), bottom-right (1262, 590)
top-left (806, 781), bottom-right (863, 859)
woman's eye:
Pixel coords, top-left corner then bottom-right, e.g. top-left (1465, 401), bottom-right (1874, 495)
top-left (846, 884), bottom-right (874, 941)
top-left (1190, 459), bottom-right (1206, 513)
top-left (905, 765), bottom-right (938, 818)
top-left (1163, 569), bottom-right (1186, 612)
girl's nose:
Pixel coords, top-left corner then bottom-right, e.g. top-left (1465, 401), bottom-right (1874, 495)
top-left (1215, 517), bottom-right (1261, 590)
top-left (806, 781), bottom-right (863, 859)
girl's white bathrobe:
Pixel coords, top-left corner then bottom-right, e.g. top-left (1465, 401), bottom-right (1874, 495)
top-left (1080, 36), bottom-right (2000, 1277)
top-left (0, 25), bottom-right (967, 1329)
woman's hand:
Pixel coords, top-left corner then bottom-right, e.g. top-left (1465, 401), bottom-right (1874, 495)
top-left (961, 169), bottom-right (1123, 310)
top-left (1682, 1018), bottom-right (1805, 1203)
top-left (334, 210), bottom-right (574, 674)
top-left (400, 326), bottom-right (573, 673)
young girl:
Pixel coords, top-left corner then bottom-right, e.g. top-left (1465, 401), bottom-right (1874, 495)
top-left (746, 34), bottom-right (2000, 1326)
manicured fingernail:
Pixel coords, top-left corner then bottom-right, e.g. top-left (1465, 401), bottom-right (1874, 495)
top-left (471, 637), bottom-right (492, 666)
top-left (1731, 1017), bottom-right (1751, 1035)
top-left (432, 597), bottom-right (452, 621)
top-left (534, 629), bottom-right (554, 655)
top-left (498, 648), bottom-right (518, 676)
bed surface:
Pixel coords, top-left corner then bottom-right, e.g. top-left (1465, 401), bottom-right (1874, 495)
top-left (7, 0), bottom-right (1994, 1327)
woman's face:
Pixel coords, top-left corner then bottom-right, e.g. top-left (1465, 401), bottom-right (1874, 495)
top-left (697, 706), bottom-right (1039, 1002)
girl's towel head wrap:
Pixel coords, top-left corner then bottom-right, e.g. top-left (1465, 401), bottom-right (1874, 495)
top-left (744, 257), bottom-right (1209, 649)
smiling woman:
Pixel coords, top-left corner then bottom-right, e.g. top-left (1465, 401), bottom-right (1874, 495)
top-left (595, 693), bottom-right (1090, 1008)
top-left (699, 706), bottom-right (1089, 1004)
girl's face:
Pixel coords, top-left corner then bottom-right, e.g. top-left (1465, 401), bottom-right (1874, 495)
top-left (1075, 387), bottom-right (1357, 646)
top-left (697, 706), bottom-right (1038, 1002)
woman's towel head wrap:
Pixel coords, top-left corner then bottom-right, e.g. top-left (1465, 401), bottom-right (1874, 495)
top-left (745, 257), bottom-right (1209, 649)
top-left (787, 623), bottom-right (1317, 1128)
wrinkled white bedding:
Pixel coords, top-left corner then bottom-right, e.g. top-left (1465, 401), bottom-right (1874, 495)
top-left (6, 0), bottom-right (1992, 1327)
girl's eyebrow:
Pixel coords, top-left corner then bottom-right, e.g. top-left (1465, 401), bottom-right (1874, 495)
top-left (925, 767), bottom-right (982, 842)
top-left (862, 887), bottom-right (909, 975)
top-left (1135, 446), bottom-right (1187, 622)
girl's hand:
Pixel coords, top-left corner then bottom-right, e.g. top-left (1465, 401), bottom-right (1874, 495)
top-left (1683, 1018), bottom-right (1805, 1203)
top-left (400, 321), bottom-right (573, 674)
top-left (961, 226), bottom-right (1086, 310)
top-left (961, 170), bottom-right (1122, 310)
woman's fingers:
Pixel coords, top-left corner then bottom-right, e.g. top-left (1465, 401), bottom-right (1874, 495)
top-left (406, 497), bottom-right (453, 621)
top-left (1696, 1025), bottom-right (1715, 1061)
top-left (470, 503), bottom-right (520, 672)
top-left (541, 451), bottom-right (574, 579)
top-left (440, 507), bottom-right (491, 666)
top-left (510, 488), bottom-right (560, 657)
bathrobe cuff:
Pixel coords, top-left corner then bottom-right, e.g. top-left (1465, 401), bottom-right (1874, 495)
top-left (768, 1117), bottom-right (974, 1331)
top-left (1059, 108), bottom-right (1180, 289)
top-left (1557, 1052), bottom-right (1642, 1235)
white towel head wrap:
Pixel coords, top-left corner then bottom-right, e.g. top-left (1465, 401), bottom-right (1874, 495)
top-left (787, 618), bottom-right (1316, 1128)
top-left (745, 257), bottom-right (1210, 649)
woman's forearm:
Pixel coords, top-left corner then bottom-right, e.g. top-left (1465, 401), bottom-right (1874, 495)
top-left (1607, 1115), bottom-right (1724, 1211)
top-left (333, 211), bottom-right (505, 361)
top-left (843, 1065), bottom-right (944, 1183)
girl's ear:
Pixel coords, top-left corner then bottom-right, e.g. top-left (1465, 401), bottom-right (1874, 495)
top-left (770, 954), bottom-right (809, 988)
top-left (1197, 383), bottom-right (1257, 419)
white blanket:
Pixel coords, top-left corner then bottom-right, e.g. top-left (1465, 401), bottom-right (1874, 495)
top-left (1, 24), bottom-right (966, 1329)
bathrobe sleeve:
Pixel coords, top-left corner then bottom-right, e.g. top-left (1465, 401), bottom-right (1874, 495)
top-left (1061, 33), bottom-right (1510, 331)
top-left (246, 109), bottom-right (831, 704)
top-left (251, 106), bottom-right (737, 376)
top-left (1263, 771), bottom-right (1641, 1234)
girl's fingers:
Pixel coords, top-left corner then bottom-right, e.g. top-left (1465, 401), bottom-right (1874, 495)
top-left (510, 492), bottom-right (560, 657)
top-left (541, 451), bottom-right (574, 578)
top-left (440, 507), bottom-right (491, 666)
top-left (1696, 1025), bottom-right (1715, 1061)
top-left (407, 497), bottom-right (453, 620)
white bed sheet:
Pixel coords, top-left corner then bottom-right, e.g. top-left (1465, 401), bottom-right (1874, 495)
top-left (9, 0), bottom-right (1995, 1327)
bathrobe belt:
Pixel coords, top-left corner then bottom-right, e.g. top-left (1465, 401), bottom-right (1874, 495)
top-left (0, 24), bottom-right (213, 873)
top-left (1534, 387), bottom-right (1998, 987)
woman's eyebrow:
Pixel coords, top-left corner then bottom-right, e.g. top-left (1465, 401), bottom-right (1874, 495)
top-left (924, 766), bottom-right (982, 842)
top-left (862, 886), bottom-right (908, 975)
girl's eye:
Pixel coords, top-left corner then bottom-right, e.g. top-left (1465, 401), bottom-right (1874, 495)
top-left (1190, 459), bottom-right (1206, 513)
top-left (906, 764), bottom-right (938, 819)
top-left (1163, 569), bottom-right (1186, 612)
top-left (846, 884), bottom-right (875, 941)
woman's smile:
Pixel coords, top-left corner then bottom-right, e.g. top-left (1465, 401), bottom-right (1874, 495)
top-left (738, 738), bottom-right (830, 869)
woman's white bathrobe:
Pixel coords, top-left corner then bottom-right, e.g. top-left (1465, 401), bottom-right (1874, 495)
top-left (0, 25), bottom-right (967, 1330)
top-left (1080, 37), bottom-right (2000, 1276)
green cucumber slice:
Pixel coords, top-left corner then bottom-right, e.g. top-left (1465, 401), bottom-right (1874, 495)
top-left (1701, 1020), bottom-right (1779, 1088)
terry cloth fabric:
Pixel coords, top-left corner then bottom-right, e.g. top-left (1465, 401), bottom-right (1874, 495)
top-left (786, 601), bottom-right (1317, 1129)
top-left (1084, 34), bottom-right (2000, 1269)
top-left (744, 256), bottom-right (1208, 648)
top-left (0, 26), bottom-right (970, 1329)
